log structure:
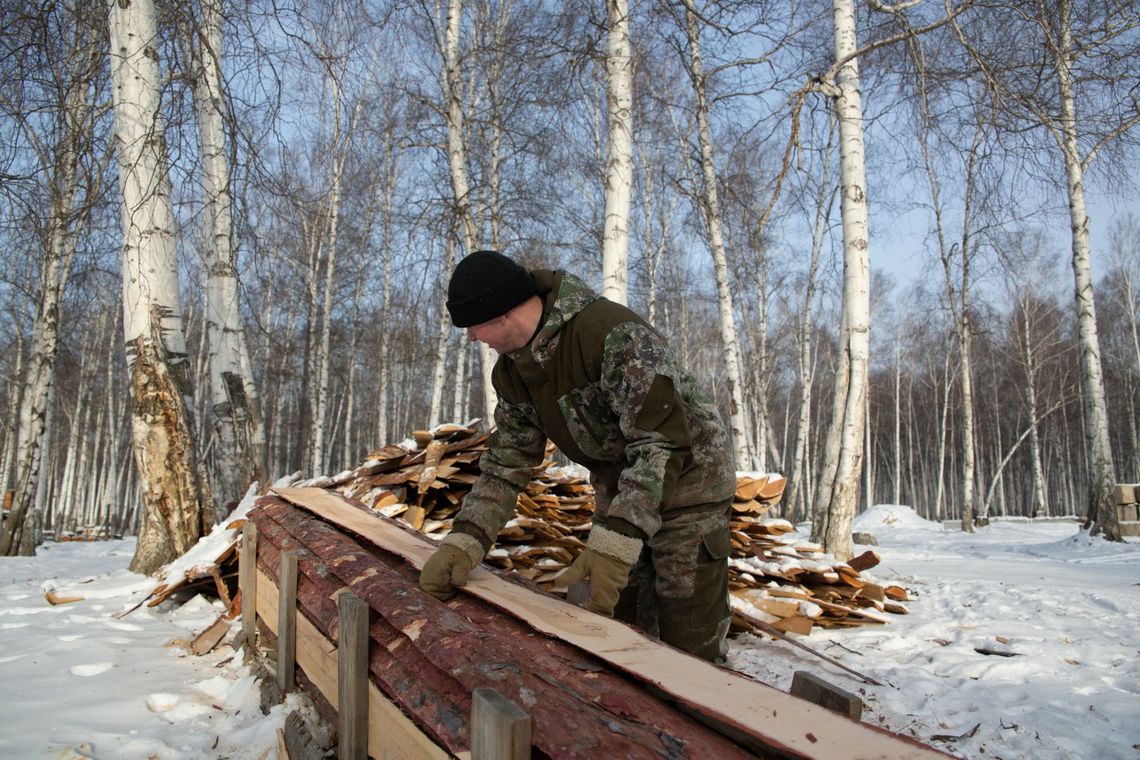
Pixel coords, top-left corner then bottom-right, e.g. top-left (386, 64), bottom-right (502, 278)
top-left (245, 486), bottom-right (951, 760)
top-left (251, 492), bottom-right (759, 758)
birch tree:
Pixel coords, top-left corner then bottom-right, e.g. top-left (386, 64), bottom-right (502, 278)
top-left (307, 65), bottom-right (362, 477)
top-left (437, 0), bottom-right (497, 419)
top-left (0, 3), bottom-right (105, 556)
top-left (601, 0), bottom-right (633, 305)
top-left (108, 0), bottom-right (213, 574)
top-left (184, 0), bottom-right (264, 505)
top-left (1106, 219), bottom-right (1140, 477)
top-left (785, 118), bottom-right (836, 523)
top-left (810, 0), bottom-right (873, 561)
top-left (912, 56), bottom-right (990, 530)
top-left (952, 0), bottom-right (1139, 539)
top-left (677, 0), bottom-right (751, 469)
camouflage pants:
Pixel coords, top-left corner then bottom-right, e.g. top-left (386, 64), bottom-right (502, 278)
top-left (611, 501), bottom-right (732, 662)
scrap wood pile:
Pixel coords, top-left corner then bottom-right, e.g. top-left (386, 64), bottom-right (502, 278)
top-left (305, 423), bottom-right (909, 636)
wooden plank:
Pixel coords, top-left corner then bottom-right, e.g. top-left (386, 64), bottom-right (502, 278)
top-left (338, 593), bottom-right (369, 760)
top-left (255, 568), bottom-right (450, 760)
top-left (471, 688), bottom-right (531, 760)
top-left (771, 616), bottom-right (814, 636)
top-left (755, 598), bottom-right (800, 618)
top-left (272, 486), bottom-right (951, 760)
top-left (791, 671), bottom-right (863, 720)
top-left (278, 550), bottom-right (300, 695)
top-left (191, 616), bottom-right (231, 655)
top-left (240, 522), bottom-right (258, 646)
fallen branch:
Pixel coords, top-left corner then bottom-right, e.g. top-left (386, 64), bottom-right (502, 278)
top-left (45, 590), bottom-right (85, 606)
top-left (734, 607), bottom-right (882, 686)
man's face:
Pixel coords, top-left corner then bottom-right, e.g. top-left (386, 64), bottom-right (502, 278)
top-left (466, 314), bottom-right (526, 354)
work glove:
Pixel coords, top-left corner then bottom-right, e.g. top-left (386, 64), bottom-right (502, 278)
top-left (556, 525), bottom-right (642, 617)
top-left (420, 532), bottom-right (485, 600)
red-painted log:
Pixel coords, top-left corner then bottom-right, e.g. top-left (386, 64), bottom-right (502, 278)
top-left (250, 496), bottom-right (760, 759)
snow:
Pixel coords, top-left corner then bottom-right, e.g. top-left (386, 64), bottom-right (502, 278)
top-left (2, 504), bottom-right (1138, 759)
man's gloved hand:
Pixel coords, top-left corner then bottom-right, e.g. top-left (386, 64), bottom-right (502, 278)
top-left (556, 525), bottom-right (643, 617)
top-left (420, 533), bottom-right (485, 600)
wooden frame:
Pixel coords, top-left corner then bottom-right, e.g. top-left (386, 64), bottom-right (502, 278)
top-left (269, 487), bottom-right (949, 760)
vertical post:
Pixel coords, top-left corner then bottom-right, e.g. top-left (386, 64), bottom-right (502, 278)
top-left (338, 592), bottom-right (369, 760)
top-left (277, 549), bottom-right (299, 695)
top-left (471, 687), bottom-right (531, 760)
top-left (239, 522), bottom-right (258, 648)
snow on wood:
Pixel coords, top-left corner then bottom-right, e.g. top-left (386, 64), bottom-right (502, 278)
top-left (116, 483), bottom-right (262, 617)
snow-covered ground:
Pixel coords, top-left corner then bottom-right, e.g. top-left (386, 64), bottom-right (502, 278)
top-left (731, 506), bottom-right (1140, 760)
top-left (1, 504), bottom-right (1137, 759)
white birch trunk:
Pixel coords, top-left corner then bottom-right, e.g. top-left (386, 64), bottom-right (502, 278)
top-left (933, 350), bottom-right (951, 521)
top-left (0, 331), bottom-right (24, 503)
top-left (812, 0), bottom-right (872, 561)
top-left (307, 78), bottom-right (360, 476)
top-left (635, 145), bottom-right (670, 326)
top-left (602, 0), bottom-right (632, 305)
top-left (786, 163), bottom-right (831, 522)
top-left (429, 241), bottom-right (458, 428)
top-left (0, 173), bottom-right (76, 555)
top-left (191, 0), bottom-right (263, 507)
top-left (893, 337), bottom-right (901, 505)
top-left (1054, 3), bottom-right (1120, 538)
top-left (1020, 303), bottom-right (1049, 516)
top-left (377, 148), bottom-right (398, 446)
top-left (442, 0), bottom-right (495, 421)
top-left (682, 1), bottom-right (750, 469)
top-left (108, 0), bottom-right (213, 575)
top-left (923, 117), bottom-right (980, 531)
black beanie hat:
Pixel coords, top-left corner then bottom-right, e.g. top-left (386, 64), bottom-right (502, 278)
top-left (446, 250), bottom-right (537, 327)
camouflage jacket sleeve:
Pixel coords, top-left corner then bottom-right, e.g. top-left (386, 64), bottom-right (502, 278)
top-left (451, 397), bottom-right (547, 551)
top-left (599, 322), bottom-right (691, 541)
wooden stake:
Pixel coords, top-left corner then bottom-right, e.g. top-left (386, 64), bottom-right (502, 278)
top-left (471, 688), bottom-right (531, 760)
top-left (791, 671), bottom-right (863, 720)
top-left (240, 522), bottom-right (258, 647)
top-left (277, 549), bottom-right (300, 695)
top-left (337, 592), bottom-right (369, 760)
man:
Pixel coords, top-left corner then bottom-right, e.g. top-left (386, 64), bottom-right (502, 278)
top-left (419, 250), bottom-right (736, 661)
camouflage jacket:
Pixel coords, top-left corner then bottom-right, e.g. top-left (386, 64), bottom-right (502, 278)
top-left (452, 270), bottom-right (736, 550)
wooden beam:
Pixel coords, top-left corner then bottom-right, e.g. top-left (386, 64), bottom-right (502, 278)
top-left (278, 550), bottom-right (300, 695)
top-left (191, 616), bottom-right (231, 656)
top-left (790, 671), bottom-right (863, 720)
top-left (273, 486), bottom-right (951, 760)
top-left (240, 522), bottom-right (258, 647)
top-left (471, 688), bottom-right (531, 760)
